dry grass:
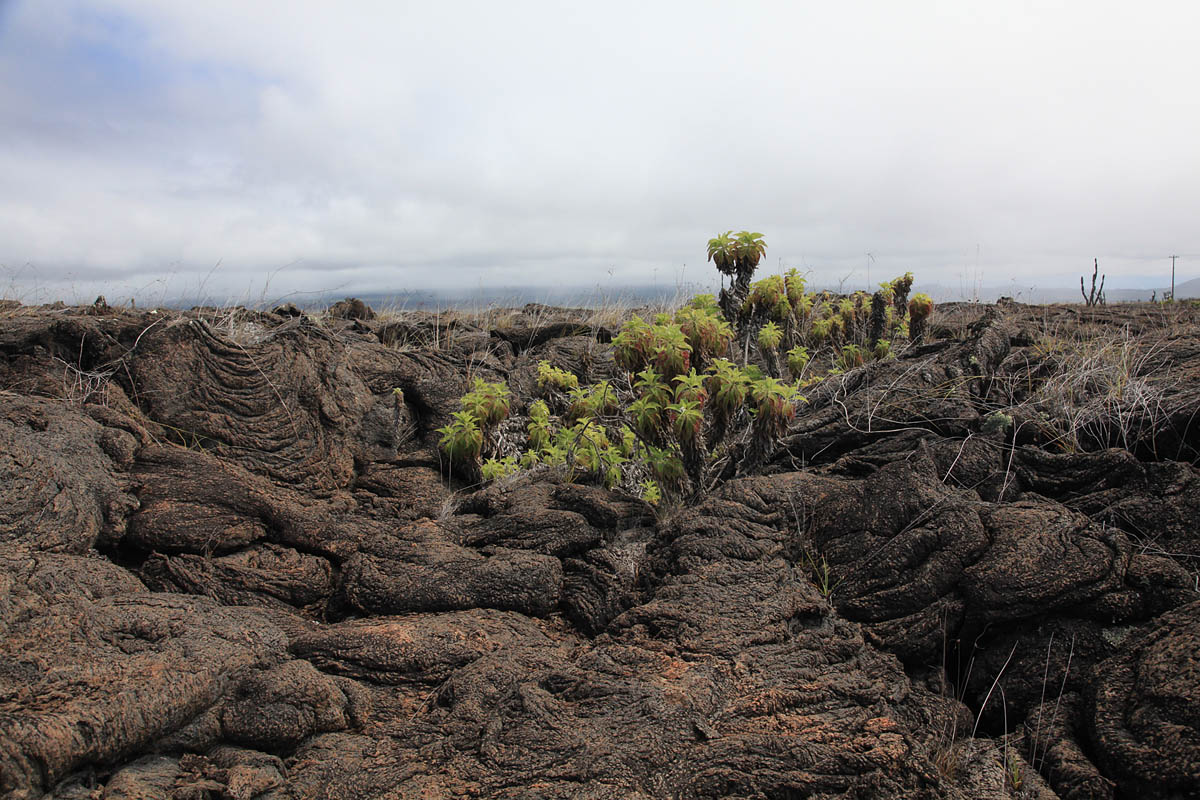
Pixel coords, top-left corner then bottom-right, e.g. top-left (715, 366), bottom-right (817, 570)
top-left (1019, 328), bottom-right (1170, 454)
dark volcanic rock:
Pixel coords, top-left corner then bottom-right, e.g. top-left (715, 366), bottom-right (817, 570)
top-left (140, 543), bottom-right (335, 613)
top-left (0, 395), bottom-right (137, 553)
top-left (0, 594), bottom-right (287, 798)
top-left (290, 609), bottom-right (555, 685)
top-left (325, 297), bottom-right (376, 320)
top-left (1089, 600), bottom-right (1200, 796)
top-left (1, 301), bottom-right (1198, 799)
top-left (342, 537), bottom-right (563, 617)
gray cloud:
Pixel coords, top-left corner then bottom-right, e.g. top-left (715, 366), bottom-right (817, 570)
top-left (2, 0), bottom-right (1199, 303)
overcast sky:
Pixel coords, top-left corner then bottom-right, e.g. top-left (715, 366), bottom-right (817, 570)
top-left (2, 0), bottom-right (1198, 304)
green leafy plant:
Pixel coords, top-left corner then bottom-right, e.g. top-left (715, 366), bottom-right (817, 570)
top-left (747, 374), bottom-right (800, 440)
top-left (716, 231), bottom-right (769, 321)
top-left (786, 346), bottom-right (810, 379)
top-left (438, 377), bottom-right (511, 475)
top-left (668, 398), bottom-right (704, 442)
top-left (634, 367), bottom-right (670, 403)
top-left (758, 321), bottom-right (783, 351)
top-left (645, 443), bottom-right (686, 486)
top-left (481, 455), bottom-right (520, 482)
top-left (613, 316), bottom-right (692, 381)
top-left (438, 410), bottom-right (484, 466)
top-left (908, 293), bottom-right (934, 342)
top-left (527, 399), bottom-right (553, 450)
top-left (651, 323), bottom-right (692, 380)
top-left (460, 377), bottom-right (510, 428)
top-left (554, 418), bottom-right (616, 482)
top-left (706, 358), bottom-right (750, 419)
top-left (640, 479), bottom-right (662, 506)
top-left (838, 344), bottom-right (865, 370)
top-left (629, 394), bottom-right (663, 438)
top-left (982, 410), bottom-right (1013, 435)
top-left (809, 317), bottom-right (832, 346)
top-left (612, 315), bottom-right (653, 372)
top-left (537, 360), bottom-right (579, 392)
top-left (674, 303), bottom-right (733, 364)
top-left (707, 231), bottom-right (736, 277)
top-left (734, 231), bottom-right (768, 272)
top-left (745, 274), bottom-right (788, 317)
top-left (672, 368), bottom-right (708, 406)
top-left (838, 297), bottom-right (856, 326)
top-left (785, 268), bottom-right (807, 306)
top-left (566, 380), bottom-right (619, 422)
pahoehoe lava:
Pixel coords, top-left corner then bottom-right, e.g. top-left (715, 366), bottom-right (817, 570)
top-left (1, 297), bottom-right (1198, 799)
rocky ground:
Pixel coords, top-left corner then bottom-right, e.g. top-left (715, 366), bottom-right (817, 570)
top-left (1, 295), bottom-right (1198, 799)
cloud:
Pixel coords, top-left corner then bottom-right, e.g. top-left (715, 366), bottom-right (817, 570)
top-left (2, 0), bottom-right (1199, 303)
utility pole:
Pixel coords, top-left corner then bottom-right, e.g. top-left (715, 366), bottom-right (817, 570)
top-left (1171, 255), bottom-right (1177, 300)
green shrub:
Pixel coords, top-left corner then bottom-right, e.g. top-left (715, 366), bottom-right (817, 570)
top-left (675, 303), bottom-right (733, 364)
top-left (554, 418), bottom-right (618, 483)
top-left (745, 274), bottom-right (787, 317)
top-left (747, 374), bottom-right (800, 440)
top-left (809, 317), bottom-right (832, 346)
top-left (838, 344), bottom-right (865, 370)
top-left (635, 368), bottom-right (671, 405)
top-left (481, 455), bottom-right (520, 482)
top-left (628, 395), bottom-right (663, 438)
top-left (438, 378), bottom-right (510, 470)
top-left (651, 323), bottom-right (692, 380)
top-left (613, 316), bottom-right (693, 381)
top-left (707, 231), bottom-right (736, 277)
top-left (438, 241), bottom-right (925, 503)
top-left (645, 444), bottom-right (685, 486)
top-left (672, 368), bottom-right (708, 406)
top-left (706, 359), bottom-right (749, 418)
top-left (668, 398), bottom-right (704, 442)
top-left (909, 292), bottom-right (933, 321)
top-left (734, 231), bottom-right (768, 272)
top-left (529, 398), bottom-right (550, 422)
top-left (537, 361), bottom-right (579, 392)
top-left (527, 399), bottom-right (553, 451)
top-left (786, 346), bottom-right (810, 379)
top-left (838, 298), bottom-right (856, 327)
top-left (758, 321), bottom-right (783, 351)
top-left (785, 268), bottom-right (807, 306)
top-left (908, 293), bottom-right (934, 342)
top-left (982, 410), bottom-right (1013, 434)
top-left (461, 377), bottom-right (510, 428)
top-left (567, 380), bottom-right (619, 422)
top-left (438, 410), bottom-right (483, 465)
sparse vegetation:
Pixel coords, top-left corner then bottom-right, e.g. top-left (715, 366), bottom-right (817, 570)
top-left (439, 232), bottom-right (937, 500)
